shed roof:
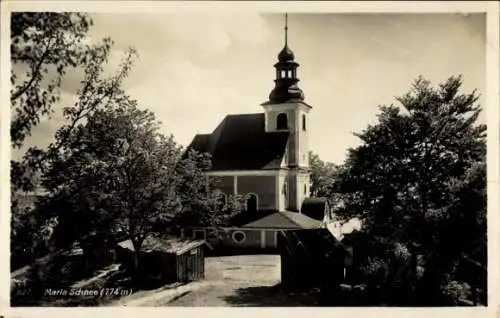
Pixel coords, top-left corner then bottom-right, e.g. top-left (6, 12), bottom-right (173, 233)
top-left (300, 197), bottom-right (328, 221)
top-left (117, 236), bottom-right (207, 256)
top-left (242, 211), bottom-right (322, 229)
top-left (186, 113), bottom-right (289, 171)
top-left (278, 228), bottom-right (345, 258)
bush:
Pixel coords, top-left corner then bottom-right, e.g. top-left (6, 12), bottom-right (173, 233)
top-left (359, 257), bottom-right (389, 284)
top-left (441, 280), bottom-right (472, 305)
top-left (355, 242), bottom-right (417, 305)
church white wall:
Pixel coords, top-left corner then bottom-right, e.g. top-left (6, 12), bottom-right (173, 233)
top-left (297, 172), bottom-right (310, 211)
top-left (297, 109), bottom-right (310, 168)
top-left (261, 102), bottom-right (311, 170)
top-left (277, 172), bottom-right (287, 211)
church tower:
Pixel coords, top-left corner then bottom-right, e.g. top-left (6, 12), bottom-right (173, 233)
top-left (261, 14), bottom-right (311, 212)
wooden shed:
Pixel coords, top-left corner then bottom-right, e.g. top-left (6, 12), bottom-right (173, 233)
top-left (278, 228), bottom-right (347, 292)
top-left (117, 236), bottom-right (208, 284)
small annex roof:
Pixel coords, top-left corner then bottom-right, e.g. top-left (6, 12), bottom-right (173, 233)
top-left (117, 236), bottom-right (208, 256)
top-left (277, 228), bottom-right (346, 259)
top-left (300, 197), bottom-right (328, 221)
top-left (186, 113), bottom-right (289, 171)
top-left (242, 211), bottom-right (322, 229)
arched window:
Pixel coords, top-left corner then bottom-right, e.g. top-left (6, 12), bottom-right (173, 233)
top-left (302, 114), bottom-right (306, 131)
top-left (304, 184), bottom-right (307, 195)
top-left (277, 113), bottom-right (288, 130)
top-left (246, 193), bottom-right (258, 212)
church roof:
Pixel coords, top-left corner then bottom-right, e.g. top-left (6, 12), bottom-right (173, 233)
top-left (242, 211), bottom-right (322, 229)
top-left (187, 113), bottom-right (289, 171)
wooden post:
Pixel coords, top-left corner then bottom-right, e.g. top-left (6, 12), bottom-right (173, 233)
top-left (261, 230), bottom-right (266, 249)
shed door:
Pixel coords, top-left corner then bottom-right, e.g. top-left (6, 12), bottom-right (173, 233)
top-left (186, 249), bottom-right (197, 281)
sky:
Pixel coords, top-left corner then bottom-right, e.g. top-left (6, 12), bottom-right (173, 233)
top-left (12, 12), bottom-right (486, 164)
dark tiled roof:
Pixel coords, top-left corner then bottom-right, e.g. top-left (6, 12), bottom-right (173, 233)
top-left (278, 228), bottom-right (345, 258)
top-left (188, 134), bottom-right (211, 154)
top-left (242, 211), bottom-right (321, 229)
top-left (118, 236), bottom-right (207, 255)
top-left (230, 210), bottom-right (276, 226)
top-left (300, 197), bottom-right (328, 221)
top-left (171, 209), bottom-right (277, 228)
top-left (187, 113), bottom-right (289, 171)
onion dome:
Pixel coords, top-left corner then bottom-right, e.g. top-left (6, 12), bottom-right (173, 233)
top-left (278, 45), bottom-right (295, 62)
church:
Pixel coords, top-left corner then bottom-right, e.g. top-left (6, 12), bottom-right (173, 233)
top-left (182, 15), bottom-right (329, 250)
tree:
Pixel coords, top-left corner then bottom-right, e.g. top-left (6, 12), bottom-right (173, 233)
top-left (11, 12), bottom-right (137, 193)
top-left (10, 12), bottom-right (137, 269)
top-left (309, 151), bottom-right (348, 223)
top-left (41, 102), bottom-right (183, 270)
top-left (11, 13), bottom-right (93, 148)
top-left (172, 149), bottom-right (245, 239)
top-left (40, 101), bottom-right (241, 275)
top-left (334, 75), bottom-right (486, 305)
top-left (417, 159), bottom-right (486, 305)
top-left (309, 151), bottom-right (339, 198)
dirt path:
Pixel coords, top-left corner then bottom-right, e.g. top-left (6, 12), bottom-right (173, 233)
top-left (117, 255), bottom-right (286, 306)
top-left (165, 255), bottom-right (282, 306)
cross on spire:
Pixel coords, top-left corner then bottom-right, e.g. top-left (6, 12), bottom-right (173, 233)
top-left (268, 12), bottom-right (304, 103)
top-left (285, 13), bottom-right (288, 46)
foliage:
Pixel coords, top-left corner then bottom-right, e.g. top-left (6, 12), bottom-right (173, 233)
top-left (181, 190), bottom-right (244, 228)
top-left (440, 280), bottom-right (472, 305)
top-left (10, 198), bottom-right (41, 269)
top-left (10, 10), bottom-right (239, 271)
top-left (41, 102), bottom-right (181, 263)
top-left (10, 12), bottom-right (137, 269)
top-left (308, 152), bottom-right (348, 221)
top-left (11, 12), bottom-right (92, 148)
top-left (37, 100), bottom-right (242, 275)
top-left (11, 12), bottom-right (137, 192)
top-left (192, 190), bottom-right (245, 228)
top-left (334, 75), bottom-right (486, 305)
top-left (309, 152), bottom-right (338, 198)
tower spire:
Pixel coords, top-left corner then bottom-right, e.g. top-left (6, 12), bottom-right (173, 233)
top-left (267, 12), bottom-right (304, 104)
top-left (285, 13), bottom-right (288, 46)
